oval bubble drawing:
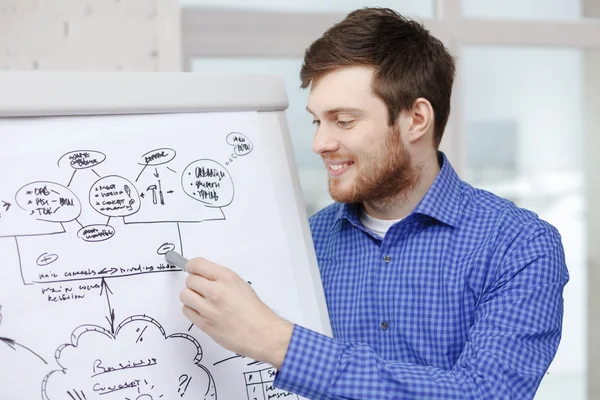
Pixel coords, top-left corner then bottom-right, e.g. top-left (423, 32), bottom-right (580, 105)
top-left (157, 242), bottom-right (176, 255)
top-left (57, 150), bottom-right (107, 170)
top-left (138, 148), bottom-right (176, 166)
top-left (226, 132), bottom-right (253, 156)
top-left (89, 175), bottom-right (141, 217)
top-left (181, 159), bottom-right (234, 207)
top-left (15, 181), bottom-right (82, 223)
top-left (77, 224), bottom-right (116, 242)
top-left (36, 252), bottom-right (59, 266)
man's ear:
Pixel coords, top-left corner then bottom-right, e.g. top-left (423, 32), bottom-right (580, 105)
top-left (407, 98), bottom-right (434, 144)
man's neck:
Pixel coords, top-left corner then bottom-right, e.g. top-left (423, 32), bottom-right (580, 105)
top-left (362, 151), bottom-right (441, 220)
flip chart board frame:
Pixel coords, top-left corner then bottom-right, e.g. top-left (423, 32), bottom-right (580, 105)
top-left (0, 71), bottom-right (332, 338)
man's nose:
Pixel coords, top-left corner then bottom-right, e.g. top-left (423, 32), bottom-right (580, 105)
top-left (312, 125), bottom-right (340, 155)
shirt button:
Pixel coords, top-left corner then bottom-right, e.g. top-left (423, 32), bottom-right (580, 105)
top-left (383, 255), bottom-right (392, 263)
top-left (381, 321), bottom-right (389, 330)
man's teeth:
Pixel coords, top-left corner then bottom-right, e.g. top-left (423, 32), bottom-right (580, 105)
top-left (330, 163), bottom-right (349, 170)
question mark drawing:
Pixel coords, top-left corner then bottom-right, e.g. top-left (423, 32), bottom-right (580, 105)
top-left (178, 374), bottom-right (192, 397)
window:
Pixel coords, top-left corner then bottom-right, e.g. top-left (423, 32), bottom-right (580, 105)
top-left (462, 0), bottom-right (587, 21)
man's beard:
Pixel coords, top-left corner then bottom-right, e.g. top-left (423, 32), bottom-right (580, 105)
top-left (328, 126), bottom-right (420, 205)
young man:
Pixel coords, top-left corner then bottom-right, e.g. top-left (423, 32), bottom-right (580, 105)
top-left (179, 8), bottom-right (568, 399)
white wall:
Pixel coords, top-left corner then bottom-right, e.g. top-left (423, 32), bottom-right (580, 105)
top-left (0, 0), bottom-right (181, 71)
top-left (179, 0), bottom-right (434, 16)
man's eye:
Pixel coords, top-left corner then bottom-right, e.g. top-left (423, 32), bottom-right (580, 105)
top-left (336, 120), bottom-right (354, 128)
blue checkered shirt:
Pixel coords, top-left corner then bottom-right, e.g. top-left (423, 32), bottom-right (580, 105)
top-left (274, 152), bottom-right (568, 399)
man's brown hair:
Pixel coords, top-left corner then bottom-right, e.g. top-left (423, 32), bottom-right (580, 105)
top-left (300, 8), bottom-right (456, 147)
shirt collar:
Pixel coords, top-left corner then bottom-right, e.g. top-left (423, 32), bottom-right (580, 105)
top-left (333, 151), bottom-right (462, 230)
top-left (412, 151), bottom-right (461, 227)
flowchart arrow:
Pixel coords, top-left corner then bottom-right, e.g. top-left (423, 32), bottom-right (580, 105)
top-left (99, 278), bottom-right (116, 335)
top-left (97, 267), bottom-right (118, 275)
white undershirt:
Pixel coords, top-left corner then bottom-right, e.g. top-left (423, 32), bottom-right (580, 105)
top-left (358, 207), bottom-right (403, 238)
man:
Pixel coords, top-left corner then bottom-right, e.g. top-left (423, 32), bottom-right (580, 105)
top-left (179, 7), bottom-right (568, 399)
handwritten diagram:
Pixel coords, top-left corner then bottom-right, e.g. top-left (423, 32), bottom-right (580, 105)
top-left (0, 131), bottom-right (253, 287)
top-left (0, 112), bottom-right (303, 400)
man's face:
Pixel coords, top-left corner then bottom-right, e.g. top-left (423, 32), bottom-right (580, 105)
top-left (307, 66), bottom-right (418, 205)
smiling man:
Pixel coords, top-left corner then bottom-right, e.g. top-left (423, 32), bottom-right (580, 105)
top-left (179, 7), bottom-right (569, 399)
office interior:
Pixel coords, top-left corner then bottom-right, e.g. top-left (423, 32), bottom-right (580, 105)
top-left (1, 0), bottom-right (598, 398)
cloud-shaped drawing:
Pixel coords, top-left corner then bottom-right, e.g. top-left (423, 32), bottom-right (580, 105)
top-left (42, 315), bottom-right (216, 400)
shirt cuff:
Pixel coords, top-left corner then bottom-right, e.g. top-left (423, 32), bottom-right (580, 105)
top-left (274, 324), bottom-right (344, 399)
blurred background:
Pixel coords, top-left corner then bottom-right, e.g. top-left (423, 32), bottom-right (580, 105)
top-left (1, 0), bottom-right (598, 398)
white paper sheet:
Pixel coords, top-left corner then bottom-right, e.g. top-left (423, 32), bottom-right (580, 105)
top-left (0, 112), bottom-right (309, 400)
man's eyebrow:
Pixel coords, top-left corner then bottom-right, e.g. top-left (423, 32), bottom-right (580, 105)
top-left (305, 107), bottom-right (364, 116)
top-left (326, 107), bottom-right (364, 116)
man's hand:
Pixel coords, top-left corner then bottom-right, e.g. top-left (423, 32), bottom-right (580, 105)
top-left (179, 257), bottom-right (294, 369)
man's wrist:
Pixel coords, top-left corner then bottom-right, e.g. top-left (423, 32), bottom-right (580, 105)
top-left (261, 318), bottom-right (294, 369)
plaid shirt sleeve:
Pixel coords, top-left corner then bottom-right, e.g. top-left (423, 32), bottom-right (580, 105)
top-left (274, 226), bottom-right (568, 399)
